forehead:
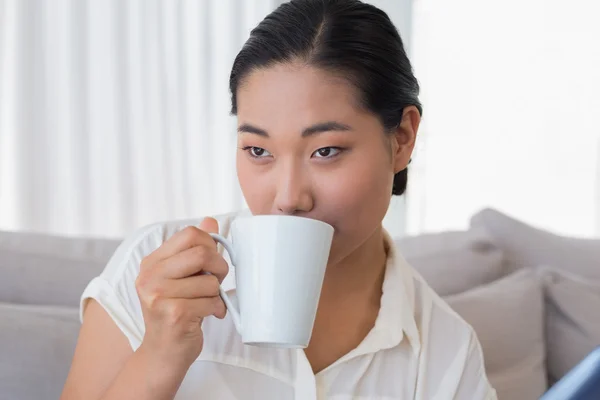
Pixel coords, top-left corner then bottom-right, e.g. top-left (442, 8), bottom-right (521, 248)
top-left (236, 63), bottom-right (367, 128)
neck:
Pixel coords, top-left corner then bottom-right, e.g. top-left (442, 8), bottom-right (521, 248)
top-left (319, 226), bottom-right (388, 308)
top-left (304, 226), bottom-right (389, 373)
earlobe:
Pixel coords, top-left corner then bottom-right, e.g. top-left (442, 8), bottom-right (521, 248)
top-left (393, 106), bottom-right (420, 173)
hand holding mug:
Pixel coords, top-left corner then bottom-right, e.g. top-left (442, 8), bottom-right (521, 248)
top-left (135, 217), bottom-right (228, 368)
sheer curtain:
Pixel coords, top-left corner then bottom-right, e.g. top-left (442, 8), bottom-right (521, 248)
top-left (0, 0), bottom-right (415, 239)
top-left (0, 0), bottom-right (284, 238)
top-left (408, 0), bottom-right (600, 237)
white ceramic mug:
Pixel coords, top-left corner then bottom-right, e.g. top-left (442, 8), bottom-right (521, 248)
top-left (209, 215), bottom-right (334, 348)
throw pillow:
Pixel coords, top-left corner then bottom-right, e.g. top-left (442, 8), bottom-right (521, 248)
top-left (540, 267), bottom-right (600, 383)
top-left (396, 227), bottom-right (504, 296)
top-left (470, 208), bottom-right (600, 279)
top-left (444, 268), bottom-right (547, 400)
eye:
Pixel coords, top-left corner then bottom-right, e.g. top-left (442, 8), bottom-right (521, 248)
top-left (242, 146), bottom-right (272, 158)
top-left (312, 147), bottom-right (343, 159)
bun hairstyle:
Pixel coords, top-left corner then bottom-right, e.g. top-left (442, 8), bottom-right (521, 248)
top-left (229, 0), bottom-right (422, 196)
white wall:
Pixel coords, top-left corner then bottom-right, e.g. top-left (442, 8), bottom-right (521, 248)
top-left (367, 0), bottom-right (413, 54)
top-left (408, 0), bottom-right (600, 237)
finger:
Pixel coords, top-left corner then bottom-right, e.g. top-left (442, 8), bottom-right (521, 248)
top-left (212, 297), bottom-right (227, 319)
top-left (198, 217), bottom-right (219, 235)
top-left (161, 274), bottom-right (221, 299)
top-left (174, 296), bottom-right (226, 320)
top-left (161, 245), bottom-right (229, 280)
top-left (149, 217), bottom-right (220, 263)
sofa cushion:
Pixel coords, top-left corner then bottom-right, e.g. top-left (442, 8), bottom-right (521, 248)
top-left (0, 230), bottom-right (120, 307)
top-left (470, 208), bottom-right (600, 279)
top-left (396, 228), bottom-right (504, 296)
top-left (0, 303), bottom-right (80, 400)
top-left (541, 267), bottom-right (600, 383)
top-left (444, 268), bottom-right (547, 400)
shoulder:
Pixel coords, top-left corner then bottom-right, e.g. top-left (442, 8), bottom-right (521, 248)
top-left (388, 239), bottom-right (478, 351)
top-left (405, 263), bottom-right (497, 399)
top-left (411, 267), bottom-right (475, 342)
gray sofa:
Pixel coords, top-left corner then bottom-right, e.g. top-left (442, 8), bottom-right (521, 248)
top-left (1, 208), bottom-right (599, 400)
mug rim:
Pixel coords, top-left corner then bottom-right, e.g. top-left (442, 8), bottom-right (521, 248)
top-left (232, 214), bottom-right (334, 231)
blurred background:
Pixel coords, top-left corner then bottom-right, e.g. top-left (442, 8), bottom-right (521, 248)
top-left (1, 0), bottom-right (599, 239)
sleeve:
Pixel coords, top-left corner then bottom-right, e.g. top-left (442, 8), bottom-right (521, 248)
top-left (79, 210), bottom-right (246, 351)
top-left (79, 222), bottom-right (169, 351)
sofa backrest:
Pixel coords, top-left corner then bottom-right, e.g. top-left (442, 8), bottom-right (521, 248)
top-left (0, 230), bottom-right (121, 307)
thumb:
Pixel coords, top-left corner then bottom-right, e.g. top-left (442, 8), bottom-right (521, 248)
top-left (198, 216), bottom-right (219, 235)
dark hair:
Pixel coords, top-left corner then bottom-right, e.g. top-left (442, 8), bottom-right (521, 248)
top-left (229, 0), bottom-right (422, 196)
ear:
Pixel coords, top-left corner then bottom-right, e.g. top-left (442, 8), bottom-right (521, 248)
top-left (391, 106), bottom-right (420, 173)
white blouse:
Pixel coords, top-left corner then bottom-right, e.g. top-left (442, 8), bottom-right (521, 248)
top-left (80, 210), bottom-right (497, 400)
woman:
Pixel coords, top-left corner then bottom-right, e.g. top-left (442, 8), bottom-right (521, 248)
top-left (61, 0), bottom-right (496, 399)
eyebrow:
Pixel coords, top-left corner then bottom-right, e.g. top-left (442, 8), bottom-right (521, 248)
top-left (237, 121), bottom-right (352, 138)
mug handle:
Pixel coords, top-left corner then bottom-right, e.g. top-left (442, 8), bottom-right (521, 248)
top-left (209, 233), bottom-right (242, 334)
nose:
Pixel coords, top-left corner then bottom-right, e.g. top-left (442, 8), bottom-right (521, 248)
top-left (272, 161), bottom-right (314, 215)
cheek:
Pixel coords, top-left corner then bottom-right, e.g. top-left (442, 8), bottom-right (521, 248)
top-left (321, 160), bottom-right (391, 225)
top-left (316, 154), bottom-right (393, 255)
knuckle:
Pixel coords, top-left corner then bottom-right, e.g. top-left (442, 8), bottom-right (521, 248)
top-left (164, 301), bottom-right (186, 325)
top-left (146, 291), bottom-right (162, 311)
top-left (180, 226), bottom-right (201, 245)
top-left (138, 282), bottom-right (162, 309)
top-left (148, 282), bottom-right (165, 303)
top-left (135, 271), bottom-right (149, 293)
top-left (193, 245), bottom-right (213, 266)
top-left (136, 270), bottom-right (166, 310)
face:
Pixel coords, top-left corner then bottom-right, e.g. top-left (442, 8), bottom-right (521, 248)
top-left (235, 63), bottom-right (417, 264)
